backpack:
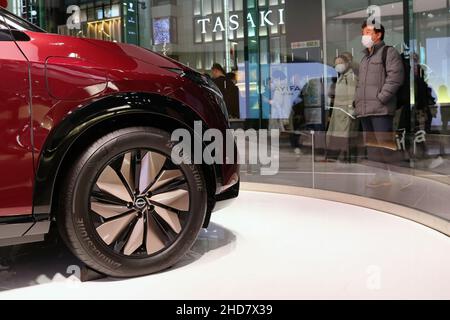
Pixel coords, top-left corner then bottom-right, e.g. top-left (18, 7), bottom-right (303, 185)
top-left (382, 46), bottom-right (410, 109)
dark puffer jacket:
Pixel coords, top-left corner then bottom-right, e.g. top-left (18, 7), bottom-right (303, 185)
top-left (354, 41), bottom-right (404, 117)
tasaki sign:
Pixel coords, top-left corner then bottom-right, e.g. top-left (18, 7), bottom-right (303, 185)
top-left (196, 9), bottom-right (285, 34)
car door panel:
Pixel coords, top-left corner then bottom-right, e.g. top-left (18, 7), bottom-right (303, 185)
top-left (0, 34), bottom-right (34, 217)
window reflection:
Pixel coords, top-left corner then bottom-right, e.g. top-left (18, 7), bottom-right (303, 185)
top-left (6, 0), bottom-right (450, 220)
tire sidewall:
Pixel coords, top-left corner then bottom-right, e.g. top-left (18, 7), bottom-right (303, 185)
top-left (66, 127), bottom-right (206, 277)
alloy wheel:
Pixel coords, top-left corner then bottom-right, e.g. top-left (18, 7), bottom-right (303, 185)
top-left (89, 149), bottom-right (190, 257)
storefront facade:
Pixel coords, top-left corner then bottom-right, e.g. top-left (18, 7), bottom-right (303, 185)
top-left (5, 0), bottom-right (450, 223)
top-left (8, 1), bottom-right (450, 126)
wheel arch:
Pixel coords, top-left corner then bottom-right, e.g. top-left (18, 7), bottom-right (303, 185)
top-left (33, 92), bottom-right (217, 227)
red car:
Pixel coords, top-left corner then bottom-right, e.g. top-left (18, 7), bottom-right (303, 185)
top-left (0, 8), bottom-right (239, 277)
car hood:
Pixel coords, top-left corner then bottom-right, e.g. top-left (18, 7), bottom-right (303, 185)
top-left (84, 38), bottom-right (188, 70)
top-left (22, 32), bottom-right (188, 71)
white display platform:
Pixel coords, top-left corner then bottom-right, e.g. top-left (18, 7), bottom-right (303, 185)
top-left (1, 191), bottom-right (449, 299)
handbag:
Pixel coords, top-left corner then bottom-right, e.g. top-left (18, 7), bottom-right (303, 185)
top-left (364, 131), bottom-right (399, 151)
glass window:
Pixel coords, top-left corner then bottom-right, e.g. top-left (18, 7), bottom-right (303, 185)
top-left (95, 7), bottom-right (103, 20)
top-left (194, 0), bottom-right (201, 15)
top-left (0, 7), bottom-right (43, 32)
top-left (410, 0), bottom-right (450, 196)
top-left (153, 17), bottom-right (171, 45)
top-left (213, 0), bottom-right (223, 13)
top-left (13, 0), bottom-right (450, 225)
top-left (234, 0), bottom-right (243, 11)
top-left (203, 0), bottom-right (212, 15)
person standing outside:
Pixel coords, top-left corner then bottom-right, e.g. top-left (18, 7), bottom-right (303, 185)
top-left (211, 63), bottom-right (240, 119)
top-left (225, 71), bottom-right (240, 119)
top-left (355, 21), bottom-right (404, 187)
top-left (327, 54), bottom-right (359, 163)
top-left (211, 63), bottom-right (227, 91)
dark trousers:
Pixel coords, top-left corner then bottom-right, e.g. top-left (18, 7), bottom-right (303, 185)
top-left (361, 115), bottom-right (394, 133)
top-left (360, 115), bottom-right (394, 172)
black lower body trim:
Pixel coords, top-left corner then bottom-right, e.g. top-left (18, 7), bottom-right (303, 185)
top-left (0, 216), bottom-right (50, 247)
top-left (215, 180), bottom-right (240, 203)
top-left (0, 234), bottom-right (45, 247)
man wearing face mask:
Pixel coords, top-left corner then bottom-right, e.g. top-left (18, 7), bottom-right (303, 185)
top-left (355, 21), bottom-right (404, 187)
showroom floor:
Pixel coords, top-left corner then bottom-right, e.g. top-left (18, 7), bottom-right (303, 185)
top-left (0, 191), bottom-right (449, 299)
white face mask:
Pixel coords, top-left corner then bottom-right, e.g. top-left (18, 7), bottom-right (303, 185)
top-left (362, 35), bottom-right (374, 48)
top-left (335, 64), bottom-right (347, 74)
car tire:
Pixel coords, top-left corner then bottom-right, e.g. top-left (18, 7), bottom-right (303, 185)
top-left (58, 126), bottom-right (207, 278)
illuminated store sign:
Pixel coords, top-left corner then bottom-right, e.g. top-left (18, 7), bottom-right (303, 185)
top-left (197, 9), bottom-right (285, 34)
top-left (123, 1), bottom-right (138, 44)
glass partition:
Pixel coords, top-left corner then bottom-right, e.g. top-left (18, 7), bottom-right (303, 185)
top-left (6, 0), bottom-right (450, 222)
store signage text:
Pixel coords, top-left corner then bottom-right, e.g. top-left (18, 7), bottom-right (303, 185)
top-left (274, 85), bottom-right (301, 96)
top-left (197, 9), bottom-right (285, 34)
